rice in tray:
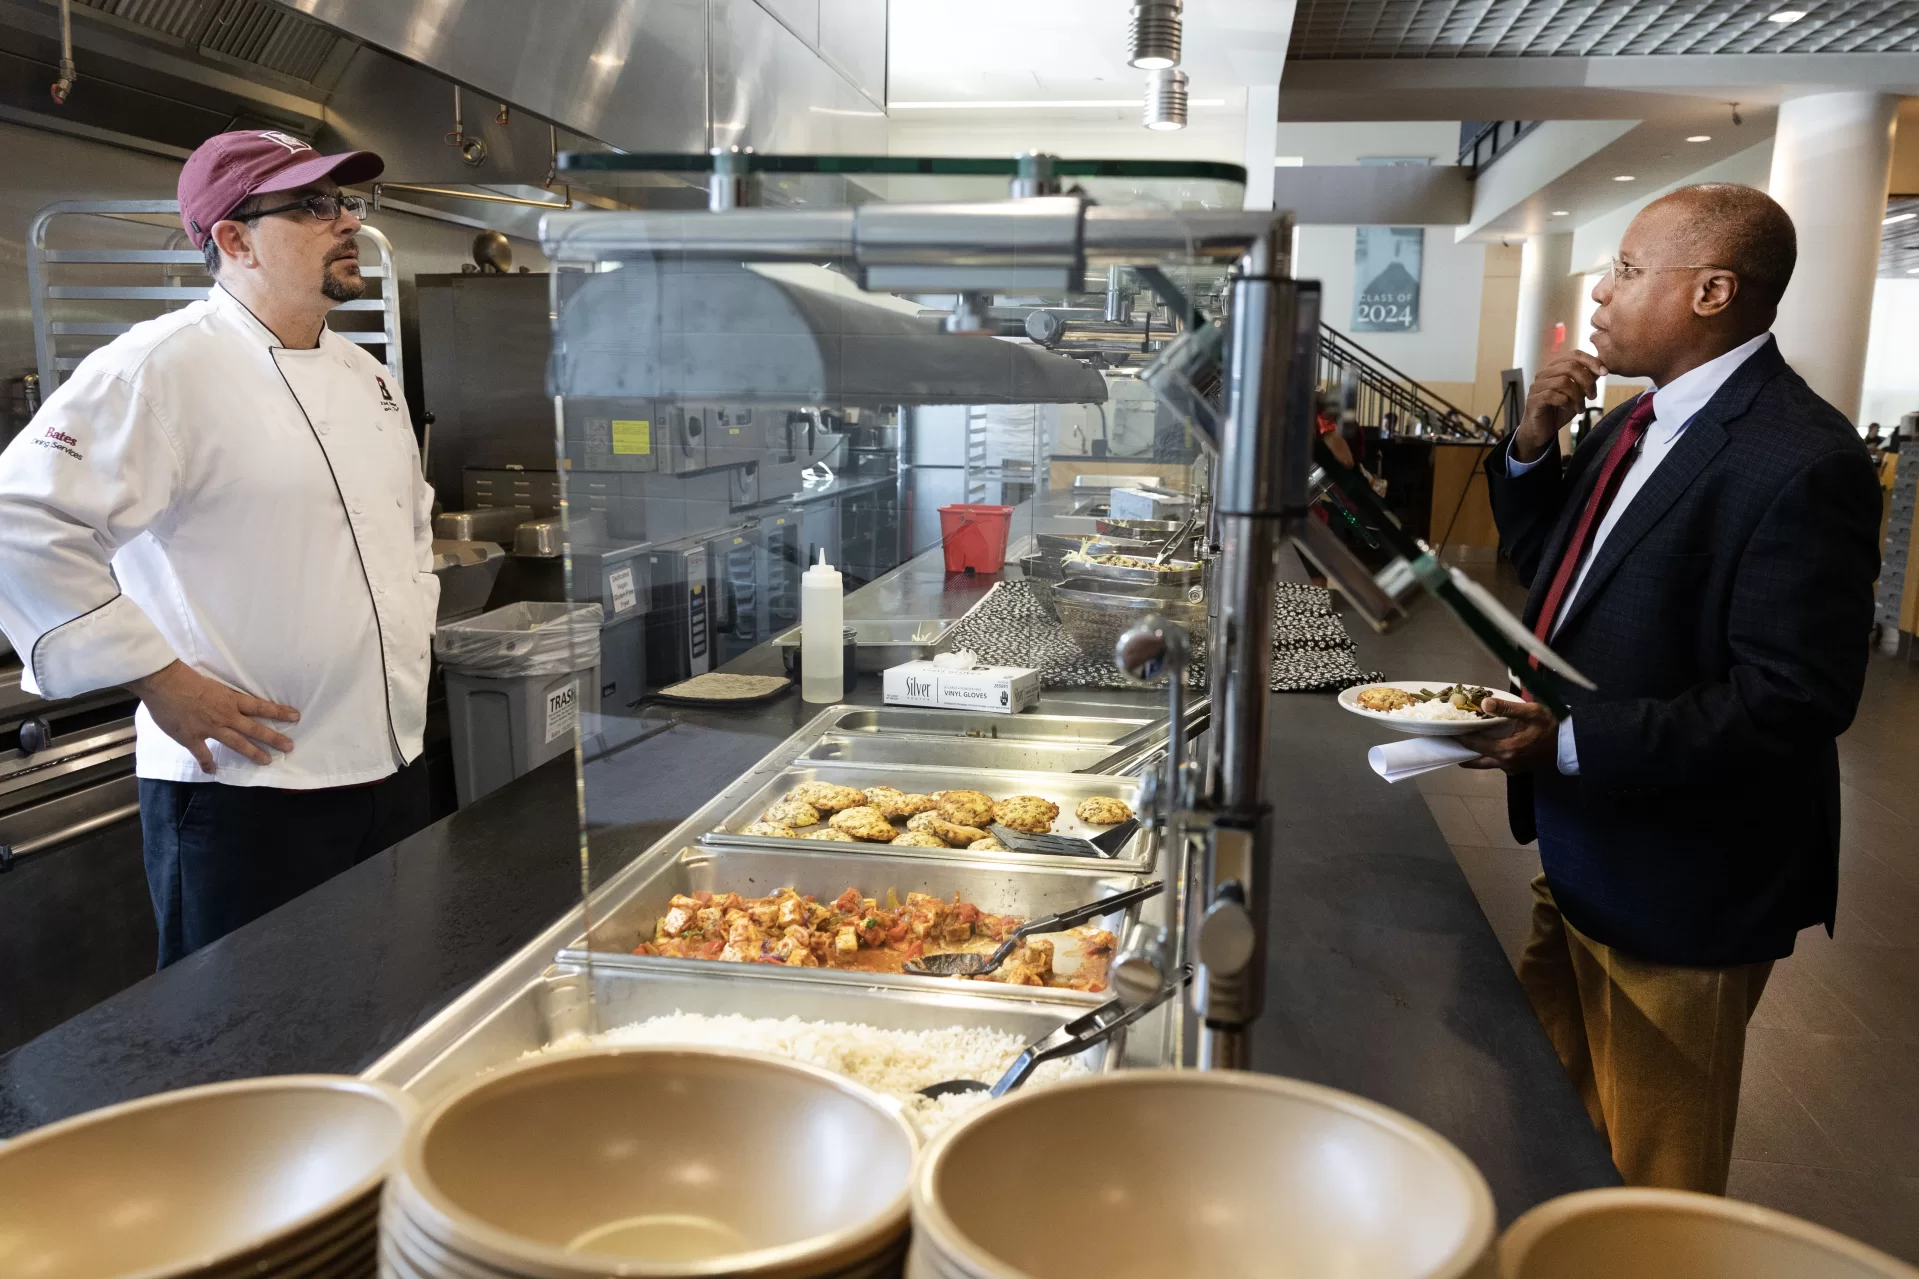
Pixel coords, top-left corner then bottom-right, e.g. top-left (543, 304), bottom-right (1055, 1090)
top-left (535, 1011), bottom-right (1091, 1135)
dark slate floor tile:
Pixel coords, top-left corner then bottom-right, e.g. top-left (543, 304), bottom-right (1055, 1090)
top-left (1727, 1161), bottom-right (1919, 1265)
top-left (1750, 1029), bottom-right (1919, 1179)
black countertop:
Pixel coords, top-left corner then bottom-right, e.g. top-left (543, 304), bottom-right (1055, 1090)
top-left (0, 540), bottom-right (1616, 1222)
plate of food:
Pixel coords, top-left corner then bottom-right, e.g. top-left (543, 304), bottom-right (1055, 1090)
top-left (1338, 681), bottom-right (1514, 737)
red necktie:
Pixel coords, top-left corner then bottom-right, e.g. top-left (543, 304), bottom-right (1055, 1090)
top-left (1531, 393), bottom-right (1658, 643)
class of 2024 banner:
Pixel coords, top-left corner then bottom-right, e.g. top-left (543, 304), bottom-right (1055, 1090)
top-left (1353, 226), bottom-right (1423, 334)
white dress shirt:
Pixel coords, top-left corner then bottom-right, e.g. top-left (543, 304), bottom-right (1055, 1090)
top-left (0, 285), bottom-right (438, 787)
top-left (1507, 331), bottom-right (1772, 774)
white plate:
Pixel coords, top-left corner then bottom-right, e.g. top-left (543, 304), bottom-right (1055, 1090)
top-left (1338, 681), bottom-right (1513, 737)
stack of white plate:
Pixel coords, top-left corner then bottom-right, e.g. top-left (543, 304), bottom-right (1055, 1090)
top-left (1498, 1187), bottom-right (1919, 1279)
top-left (0, 1075), bottom-right (413, 1279)
top-left (910, 1070), bottom-right (1497, 1279)
top-left (380, 1046), bottom-right (917, 1279)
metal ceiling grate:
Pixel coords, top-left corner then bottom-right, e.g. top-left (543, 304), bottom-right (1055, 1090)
top-left (75, 0), bottom-right (208, 40)
top-left (1288, 0), bottom-right (1919, 58)
top-left (200, 0), bottom-right (338, 80)
top-left (75, 0), bottom-right (345, 82)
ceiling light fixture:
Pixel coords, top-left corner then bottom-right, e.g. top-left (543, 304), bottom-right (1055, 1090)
top-left (1128, 0), bottom-right (1183, 70)
top-left (1551, 210), bottom-right (1570, 216)
top-left (1687, 134), bottom-right (1712, 142)
top-left (1766, 9), bottom-right (1807, 22)
top-left (889, 98), bottom-right (1224, 110)
top-left (1884, 212), bottom-right (1917, 225)
top-left (1613, 174), bottom-right (1636, 182)
top-left (1144, 67), bottom-right (1188, 131)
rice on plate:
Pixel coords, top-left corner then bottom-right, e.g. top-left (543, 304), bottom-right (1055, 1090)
top-left (533, 1012), bottom-right (1091, 1135)
top-left (1385, 699), bottom-right (1493, 723)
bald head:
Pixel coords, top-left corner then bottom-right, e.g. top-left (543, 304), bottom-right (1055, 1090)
top-left (1650, 183), bottom-right (1798, 315)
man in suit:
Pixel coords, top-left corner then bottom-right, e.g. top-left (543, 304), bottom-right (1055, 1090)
top-left (1463, 183), bottom-right (1881, 1194)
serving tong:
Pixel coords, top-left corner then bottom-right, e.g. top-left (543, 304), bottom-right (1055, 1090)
top-left (918, 966), bottom-right (1193, 1099)
top-left (986, 817), bottom-right (1140, 859)
top-left (903, 880), bottom-right (1164, 978)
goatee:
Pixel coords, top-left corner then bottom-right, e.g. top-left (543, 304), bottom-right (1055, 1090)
top-left (321, 262), bottom-right (365, 303)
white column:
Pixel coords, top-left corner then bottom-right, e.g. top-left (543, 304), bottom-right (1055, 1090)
top-left (1767, 92), bottom-right (1899, 421)
top-left (1242, 84), bottom-right (1279, 212)
top-left (1512, 232), bottom-right (1580, 384)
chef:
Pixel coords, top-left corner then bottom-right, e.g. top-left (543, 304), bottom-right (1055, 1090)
top-left (0, 131), bottom-right (438, 967)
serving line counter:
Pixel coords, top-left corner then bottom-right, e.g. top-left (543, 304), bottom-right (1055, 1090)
top-left (0, 515), bottom-right (1616, 1222)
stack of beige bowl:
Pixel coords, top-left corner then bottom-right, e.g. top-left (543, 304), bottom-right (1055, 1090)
top-left (381, 1046), bottom-right (918, 1279)
top-left (1498, 1187), bottom-right (1919, 1279)
top-left (910, 1070), bottom-right (1498, 1279)
top-left (0, 1075), bottom-right (413, 1279)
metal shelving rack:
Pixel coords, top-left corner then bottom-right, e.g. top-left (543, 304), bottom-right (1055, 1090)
top-left (27, 199), bottom-right (404, 398)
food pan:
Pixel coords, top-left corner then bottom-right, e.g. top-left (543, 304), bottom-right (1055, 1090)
top-left (560, 843), bottom-right (1149, 1005)
top-left (821, 707), bottom-right (1156, 745)
top-left (1061, 552), bottom-right (1206, 590)
top-left (799, 732), bottom-right (1134, 773)
top-left (774, 617), bottom-right (956, 673)
top-left (366, 963), bottom-right (1123, 1110)
top-left (706, 763), bottom-right (1150, 869)
top-left (794, 708), bottom-right (1159, 776)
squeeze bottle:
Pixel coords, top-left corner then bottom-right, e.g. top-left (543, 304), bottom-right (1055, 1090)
top-left (801, 548), bottom-right (844, 703)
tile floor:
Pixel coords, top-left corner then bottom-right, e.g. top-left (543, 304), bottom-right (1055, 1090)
top-left (1384, 553), bottom-right (1919, 1262)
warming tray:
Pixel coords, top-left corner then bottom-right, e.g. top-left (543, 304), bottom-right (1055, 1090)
top-left (795, 707), bottom-right (1159, 774)
top-left (364, 962), bottom-right (1127, 1110)
top-left (561, 843), bottom-right (1149, 1005)
top-left (706, 763), bottom-right (1151, 870)
top-left (823, 707), bottom-right (1155, 744)
top-left (774, 618), bottom-right (957, 673)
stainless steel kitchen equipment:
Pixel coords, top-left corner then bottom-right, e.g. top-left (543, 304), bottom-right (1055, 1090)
top-left (642, 531), bottom-right (719, 687)
top-left (796, 707), bottom-right (1159, 772)
top-left (701, 762), bottom-right (1153, 870)
top-left (564, 843), bottom-right (1147, 1005)
top-left (905, 880), bottom-right (1164, 977)
top-left (432, 507), bottom-right (535, 546)
top-left (353, 154), bottom-right (1576, 1110)
top-left (29, 201), bottom-right (403, 399)
top-left (775, 618), bottom-right (954, 674)
top-left (917, 973), bottom-right (1187, 1100)
top-left (368, 962), bottom-right (1126, 1111)
top-left (361, 703), bottom-right (1167, 1105)
top-left (430, 540), bottom-right (507, 624)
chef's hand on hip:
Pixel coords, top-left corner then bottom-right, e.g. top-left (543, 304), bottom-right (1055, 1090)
top-left (127, 660), bottom-right (300, 773)
top-left (1515, 352), bottom-right (1605, 463)
top-left (1457, 696), bottom-right (1556, 774)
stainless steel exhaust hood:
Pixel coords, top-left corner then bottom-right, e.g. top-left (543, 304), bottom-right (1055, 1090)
top-left (555, 259), bottom-right (1108, 408)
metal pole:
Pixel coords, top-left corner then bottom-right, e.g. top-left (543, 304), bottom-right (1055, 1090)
top-left (1192, 219), bottom-right (1299, 1068)
top-left (1211, 226), bottom-right (1295, 819)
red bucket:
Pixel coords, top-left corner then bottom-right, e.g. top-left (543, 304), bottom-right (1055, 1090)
top-left (938, 504), bottom-right (1015, 574)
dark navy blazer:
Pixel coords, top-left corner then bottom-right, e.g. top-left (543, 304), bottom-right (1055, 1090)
top-left (1484, 338), bottom-right (1882, 967)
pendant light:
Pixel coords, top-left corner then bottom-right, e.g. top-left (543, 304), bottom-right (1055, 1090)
top-left (1144, 67), bottom-right (1189, 131)
top-left (1127, 0), bottom-right (1183, 69)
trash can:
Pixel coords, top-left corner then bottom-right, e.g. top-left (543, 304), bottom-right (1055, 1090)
top-left (434, 602), bottom-right (603, 807)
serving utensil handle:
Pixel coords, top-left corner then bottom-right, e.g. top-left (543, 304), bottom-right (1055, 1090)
top-left (1015, 880), bottom-right (1164, 939)
top-left (989, 966), bottom-right (1191, 1097)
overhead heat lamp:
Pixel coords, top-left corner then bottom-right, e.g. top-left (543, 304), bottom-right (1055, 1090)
top-left (1144, 68), bottom-right (1189, 131)
top-left (1127, 0), bottom-right (1183, 69)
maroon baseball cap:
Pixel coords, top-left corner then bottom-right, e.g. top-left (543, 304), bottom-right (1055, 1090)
top-left (178, 130), bottom-right (384, 248)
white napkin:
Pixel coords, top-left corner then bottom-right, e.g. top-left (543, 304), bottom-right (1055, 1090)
top-left (1367, 736), bottom-right (1484, 783)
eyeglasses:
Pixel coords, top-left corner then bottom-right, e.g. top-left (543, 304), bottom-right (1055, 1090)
top-left (1608, 255), bottom-right (1731, 282)
top-left (237, 193), bottom-right (369, 224)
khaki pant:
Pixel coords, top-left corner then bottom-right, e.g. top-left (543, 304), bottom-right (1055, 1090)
top-left (1518, 874), bottom-right (1773, 1194)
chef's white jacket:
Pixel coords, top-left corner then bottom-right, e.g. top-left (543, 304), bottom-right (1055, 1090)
top-left (0, 284), bottom-right (438, 787)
